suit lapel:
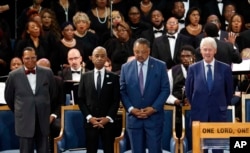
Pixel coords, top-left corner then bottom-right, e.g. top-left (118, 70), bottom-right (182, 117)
top-left (35, 67), bottom-right (42, 94)
top-left (21, 67), bottom-right (36, 95)
top-left (200, 62), bottom-right (209, 91)
top-left (144, 58), bottom-right (154, 94)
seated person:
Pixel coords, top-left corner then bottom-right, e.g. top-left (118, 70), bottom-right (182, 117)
top-left (10, 57), bottom-right (23, 71)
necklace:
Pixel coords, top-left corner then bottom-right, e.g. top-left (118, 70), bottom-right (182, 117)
top-left (62, 38), bottom-right (75, 47)
top-left (60, 0), bottom-right (69, 21)
top-left (32, 5), bottom-right (42, 13)
top-left (140, 1), bottom-right (152, 7)
top-left (188, 24), bottom-right (201, 31)
top-left (96, 7), bottom-right (107, 24)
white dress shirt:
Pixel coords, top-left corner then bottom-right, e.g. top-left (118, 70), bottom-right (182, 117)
top-left (25, 67), bottom-right (36, 94)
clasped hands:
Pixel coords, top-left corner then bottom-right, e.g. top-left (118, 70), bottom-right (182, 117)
top-left (131, 107), bottom-right (156, 119)
top-left (89, 117), bottom-right (110, 128)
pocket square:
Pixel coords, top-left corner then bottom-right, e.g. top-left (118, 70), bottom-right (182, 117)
top-left (107, 82), bottom-right (112, 84)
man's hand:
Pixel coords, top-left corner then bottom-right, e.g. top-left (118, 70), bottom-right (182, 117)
top-left (141, 107), bottom-right (156, 117)
top-left (131, 108), bottom-right (148, 118)
top-left (89, 117), bottom-right (102, 128)
top-left (49, 115), bottom-right (56, 124)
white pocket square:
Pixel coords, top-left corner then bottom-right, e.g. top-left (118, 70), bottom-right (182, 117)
top-left (107, 82), bottom-right (112, 84)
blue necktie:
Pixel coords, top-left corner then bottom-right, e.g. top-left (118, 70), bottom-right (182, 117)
top-left (139, 63), bottom-right (144, 95)
top-left (97, 71), bottom-right (101, 96)
top-left (207, 65), bottom-right (213, 91)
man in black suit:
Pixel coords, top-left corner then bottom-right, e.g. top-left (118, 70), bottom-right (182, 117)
top-left (59, 48), bottom-right (86, 81)
top-left (196, 22), bottom-right (242, 65)
top-left (5, 47), bottom-right (56, 153)
top-left (152, 17), bottom-right (190, 69)
top-left (195, 14), bottom-right (228, 48)
top-left (78, 46), bottom-right (120, 153)
top-left (59, 48), bottom-right (86, 104)
top-left (141, 9), bottom-right (166, 49)
top-left (236, 29), bottom-right (250, 52)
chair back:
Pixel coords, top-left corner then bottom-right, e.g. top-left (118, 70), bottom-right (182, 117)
top-left (182, 105), bottom-right (235, 153)
top-left (241, 94), bottom-right (250, 122)
top-left (0, 105), bottom-right (19, 151)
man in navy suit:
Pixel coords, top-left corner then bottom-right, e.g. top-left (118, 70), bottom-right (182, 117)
top-left (185, 37), bottom-right (233, 152)
top-left (78, 46), bottom-right (120, 153)
top-left (120, 38), bottom-right (170, 153)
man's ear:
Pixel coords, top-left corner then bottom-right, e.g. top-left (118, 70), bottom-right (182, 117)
top-left (89, 56), bottom-right (92, 61)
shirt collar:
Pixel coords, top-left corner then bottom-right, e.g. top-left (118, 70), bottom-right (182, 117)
top-left (24, 66), bottom-right (36, 71)
top-left (71, 67), bottom-right (82, 72)
top-left (203, 59), bottom-right (215, 67)
top-left (137, 57), bottom-right (149, 66)
top-left (94, 67), bottom-right (105, 74)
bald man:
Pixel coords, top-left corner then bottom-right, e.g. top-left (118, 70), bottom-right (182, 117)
top-left (37, 58), bottom-right (64, 153)
top-left (78, 46), bottom-right (120, 153)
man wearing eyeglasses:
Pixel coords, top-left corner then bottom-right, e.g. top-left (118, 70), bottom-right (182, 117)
top-left (5, 46), bottom-right (56, 153)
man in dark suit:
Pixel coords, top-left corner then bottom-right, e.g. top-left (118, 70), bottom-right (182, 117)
top-left (78, 46), bottom-right (120, 153)
top-left (141, 9), bottom-right (166, 49)
top-left (185, 37), bottom-right (233, 153)
top-left (4, 47), bottom-right (56, 153)
top-left (195, 14), bottom-right (228, 47)
top-left (152, 17), bottom-right (190, 69)
top-left (36, 58), bottom-right (64, 153)
top-left (236, 29), bottom-right (250, 52)
top-left (120, 38), bottom-right (170, 153)
top-left (196, 22), bottom-right (242, 65)
top-left (59, 48), bottom-right (86, 104)
top-left (59, 48), bottom-right (86, 81)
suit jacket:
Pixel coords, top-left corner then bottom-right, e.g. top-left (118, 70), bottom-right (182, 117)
top-left (236, 30), bottom-right (250, 52)
top-left (120, 57), bottom-right (170, 128)
top-left (196, 38), bottom-right (242, 65)
top-left (141, 27), bottom-right (166, 49)
top-left (152, 34), bottom-right (191, 69)
top-left (78, 70), bottom-right (120, 126)
top-left (195, 30), bottom-right (228, 48)
top-left (185, 60), bottom-right (233, 122)
top-left (59, 67), bottom-right (86, 81)
top-left (4, 66), bottom-right (56, 137)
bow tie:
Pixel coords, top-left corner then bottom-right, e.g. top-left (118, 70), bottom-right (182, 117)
top-left (178, 19), bottom-right (185, 24)
top-left (25, 69), bottom-right (36, 75)
top-left (72, 71), bottom-right (80, 74)
top-left (154, 30), bottom-right (163, 33)
top-left (167, 35), bottom-right (175, 39)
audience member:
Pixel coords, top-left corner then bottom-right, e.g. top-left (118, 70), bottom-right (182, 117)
top-left (15, 20), bottom-right (50, 60)
top-left (127, 6), bottom-right (151, 39)
top-left (232, 0), bottom-right (250, 29)
top-left (104, 21), bottom-right (135, 74)
top-left (51, 22), bottom-right (85, 74)
top-left (59, 48), bottom-right (85, 82)
top-left (223, 2), bottom-right (237, 30)
top-left (180, 7), bottom-right (203, 46)
top-left (171, 0), bottom-right (186, 32)
top-left (5, 46), bottom-right (56, 153)
top-left (120, 38), bottom-right (169, 153)
top-left (10, 57), bottom-right (23, 71)
top-left (104, 57), bottom-right (112, 72)
top-left (236, 29), bottom-right (250, 52)
top-left (196, 22), bottom-right (242, 65)
top-left (78, 46), bottom-right (120, 153)
top-left (166, 45), bottom-right (195, 138)
top-left (185, 37), bottom-right (233, 153)
top-left (152, 17), bottom-right (190, 69)
top-left (138, 0), bottom-right (156, 23)
top-left (50, 0), bottom-right (77, 27)
top-left (36, 58), bottom-right (64, 153)
top-left (141, 9), bottom-right (166, 48)
top-left (73, 12), bottom-right (98, 70)
top-left (40, 8), bottom-right (61, 50)
top-left (87, 0), bottom-right (110, 43)
top-left (17, 0), bottom-right (44, 39)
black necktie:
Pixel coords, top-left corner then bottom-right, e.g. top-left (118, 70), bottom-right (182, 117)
top-left (167, 35), bottom-right (175, 39)
top-left (154, 30), bottom-right (163, 33)
top-left (97, 71), bottom-right (101, 96)
top-left (25, 69), bottom-right (36, 75)
top-left (72, 71), bottom-right (80, 74)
